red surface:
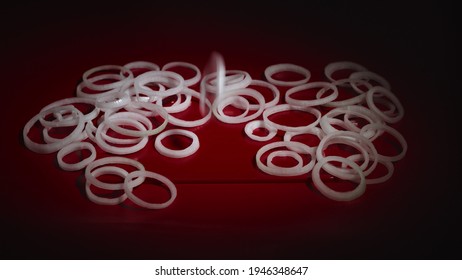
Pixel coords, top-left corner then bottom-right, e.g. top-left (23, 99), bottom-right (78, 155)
top-left (2, 2), bottom-right (459, 259)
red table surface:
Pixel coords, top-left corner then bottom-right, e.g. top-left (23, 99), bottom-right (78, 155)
top-left (1, 2), bottom-right (459, 259)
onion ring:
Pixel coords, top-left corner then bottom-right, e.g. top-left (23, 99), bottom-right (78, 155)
top-left (39, 98), bottom-right (99, 127)
top-left (57, 142), bottom-right (97, 171)
top-left (349, 71), bottom-right (391, 94)
top-left (212, 88), bottom-right (265, 124)
top-left (247, 79), bottom-right (280, 109)
top-left (217, 96), bottom-right (250, 119)
top-left (283, 127), bottom-right (325, 153)
top-left (123, 61), bottom-right (160, 75)
top-left (343, 154), bottom-right (394, 185)
top-left (264, 63), bottom-right (311, 87)
top-left (23, 106), bottom-right (84, 154)
top-left (95, 117), bottom-right (149, 155)
top-left (85, 156), bottom-right (145, 191)
top-left (105, 110), bottom-right (167, 137)
top-left (318, 78), bottom-right (373, 107)
top-left (76, 73), bottom-right (132, 100)
top-left (82, 65), bottom-right (133, 92)
top-left (43, 126), bottom-right (88, 144)
top-left (204, 70), bottom-right (252, 94)
top-left (167, 88), bottom-right (212, 128)
top-left (316, 131), bottom-right (378, 180)
top-left (285, 81), bottom-right (339, 107)
top-left (312, 156), bottom-right (366, 201)
top-left (366, 86), bottom-right (404, 124)
top-left (244, 120), bottom-right (277, 142)
top-left (134, 70), bottom-right (185, 98)
top-left (360, 123), bottom-right (407, 162)
top-left (85, 166), bottom-right (128, 205)
top-left (267, 150), bottom-right (304, 171)
top-left (263, 104), bottom-right (321, 133)
top-left (256, 141), bottom-right (315, 176)
top-left (100, 118), bottom-right (148, 145)
top-left (156, 92), bottom-right (192, 113)
top-left (154, 129), bottom-right (200, 158)
top-left (324, 61), bottom-right (368, 84)
top-left (124, 170), bottom-right (177, 209)
top-left (162, 61), bottom-right (201, 87)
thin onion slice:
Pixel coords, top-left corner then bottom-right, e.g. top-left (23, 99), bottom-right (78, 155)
top-left (264, 63), bottom-right (311, 87)
top-left (312, 155), bottom-right (366, 201)
top-left (263, 104), bottom-right (321, 133)
top-left (154, 129), bottom-right (200, 158)
top-left (256, 141), bottom-right (316, 176)
top-left (57, 142), bottom-right (96, 171)
top-left (86, 166), bottom-right (128, 205)
top-left (23, 105), bottom-right (85, 154)
top-left (123, 170), bottom-right (177, 209)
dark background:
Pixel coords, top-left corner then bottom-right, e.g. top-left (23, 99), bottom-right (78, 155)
top-left (1, 1), bottom-right (459, 259)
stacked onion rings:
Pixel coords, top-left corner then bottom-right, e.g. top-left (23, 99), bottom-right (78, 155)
top-left (23, 59), bottom-right (407, 205)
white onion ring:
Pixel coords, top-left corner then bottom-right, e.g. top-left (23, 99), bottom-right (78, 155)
top-left (263, 104), bottom-right (321, 133)
top-left (100, 118), bottom-right (148, 145)
top-left (43, 126), bottom-right (88, 144)
top-left (256, 141), bottom-right (315, 176)
top-left (104, 111), bottom-right (153, 137)
top-left (94, 80), bottom-right (132, 112)
top-left (343, 105), bottom-right (383, 131)
top-left (349, 71), bottom-right (391, 94)
top-left (244, 120), bottom-right (277, 142)
top-left (204, 70), bottom-right (252, 94)
top-left (162, 61), bottom-right (201, 87)
top-left (95, 117), bottom-right (149, 155)
top-left (154, 129), bottom-right (200, 158)
top-left (312, 156), bottom-right (366, 201)
top-left (360, 123), bottom-right (407, 162)
top-left (134, 70), bottom-right (185, 98)
top-left (167, 88), bottom-right (212, 128)
top-left (76, 73), bottom-right (133, 100)
top-left (85, 156), bottom-right (145, 191)
top-left (343, 154), bottom-right (394, 185)
top-left (156, 92), bottom-right (192, 113)
top-left (217, 95), bottom-right (250, 119)
top-left (366, 86), bottom-right (404, 124)
top-left (127, 84), bottom-right (165, 102)
top-left (319, 106), bottom-right (383, 137)
top-left (124, 101), bottom-right (170, 125)
top-left (316, 131), bottom-right (378, 180)
top-left (82, 65), bottom-right (133, 91)
top-left (123, 61), bottom-right (160, 75)
top-left (84, 121), bottom-right (98, 143)
top-left (264, 63), bottom-right (311, 87)
top-left (39, 98), bottom-right (99, 127)
top-left (285, 81), bottom-right (339, 107)
top-left (266, 150), bottom-right (304, 171)
top-left (324, 61), bottom-right (368, 84)
top-left (105, 110), bottom-right (167, 137)
top-left (372, 96), bottom-right (397, 116)
top-left (318, 78), bottom-right (373, 107)
top-left (57, 142), bottom-right (96, 171)
top-left (247, 79), bottom-right (280, 109)
top-left (212, 88), bottom-right (265, 124)
top-left (283, 127), bottom-right (325, 153)
top-left (85, 166), bottom-right (128, 205)
top-left (123, 170), bottom-right (177, 209)
top-left (23, 106), bottom-right (85, 154)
